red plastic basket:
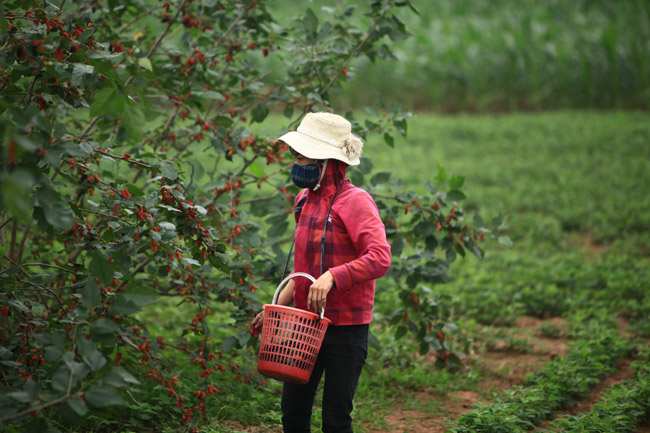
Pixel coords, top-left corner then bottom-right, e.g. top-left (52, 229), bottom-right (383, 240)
top-left (257, 273), bottom-right (331, 384)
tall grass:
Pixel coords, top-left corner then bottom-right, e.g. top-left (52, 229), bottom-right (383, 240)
top-left (270, 0), bottom-right (650, 111)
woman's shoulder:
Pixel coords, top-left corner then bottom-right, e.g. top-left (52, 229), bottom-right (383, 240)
top-left (337, 182), bottom-right (377, 207)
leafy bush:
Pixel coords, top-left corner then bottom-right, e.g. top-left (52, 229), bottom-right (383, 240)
top-left (0, 1), bottom-right (504, 431)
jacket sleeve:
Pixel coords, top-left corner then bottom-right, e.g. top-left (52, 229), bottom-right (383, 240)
top-left (328, 190), bottom-right (391, 289)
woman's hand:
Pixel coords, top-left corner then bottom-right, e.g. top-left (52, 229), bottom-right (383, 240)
top-left (307, 271), bottom-right (335, 313)
top-left (250, 311), bottom-right (264, 338)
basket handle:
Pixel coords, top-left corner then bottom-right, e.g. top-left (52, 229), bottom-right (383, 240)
top-left (272, 272), bottom-right (325, 320)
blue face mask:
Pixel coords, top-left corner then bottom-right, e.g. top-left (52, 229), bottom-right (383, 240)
top-left (291, 162), bottom-right (321, 189)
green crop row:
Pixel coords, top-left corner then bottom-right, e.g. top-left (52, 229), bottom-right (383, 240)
top-left (542, 353), bottom-right (650, 433)
top-left (446, 324), bottom-right (632, 433)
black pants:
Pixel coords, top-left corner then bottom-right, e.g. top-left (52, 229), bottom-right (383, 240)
top-left (281, 324), bottom-right (369, 433)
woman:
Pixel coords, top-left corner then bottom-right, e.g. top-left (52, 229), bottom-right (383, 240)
top-left (252, 112), bottom-right (391, 433)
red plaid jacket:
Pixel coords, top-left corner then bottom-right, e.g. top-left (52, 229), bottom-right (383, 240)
top-left (292, 159), bottom-right (391, 325)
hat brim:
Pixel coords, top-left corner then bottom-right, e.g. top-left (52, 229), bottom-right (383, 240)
top-left (278, 130), bottom-right (360, 166)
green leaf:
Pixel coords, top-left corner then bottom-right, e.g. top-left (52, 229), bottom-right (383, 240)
top-left (51, 361), bottom-right (88, 392)
top-left (86, 50), bottom-right (124, 61)
top-left (160, 162), bottom-right (178, 181)
top-left (427, 336), bottom-right (443, 351)
top-left (35, 185), bottom-right (74, 230)
top-left (393, 118), bottom-right (408, 136)
top-left (123, 285), bottom-right (160, 307)
top-left (445, 248), bottom-right (457, 264)
top-left (89, 251), bottom-right (113, 287)
top-left (71, 63), bottom-right (94, 86)
top-left (0, 3), bottom-right (8, 33)
top-left (107, 296), bottom-right (139, 316)
top-left (77, 339), bottom-right (106, 371)
top-left (498, 236), bottom-right (513, 247)
top-left (268, 221), bottom-right (288, 238)
top-left (251, 103), bottom-right (269, 123)
top-left (121, 102), bottom-right (145, 140)
top-left (67, 396), bottom-right (88, 416)
top-left (214, 115), bottom-right (233, 127)
top-left (138, 58), bottom-right (153, 72)
top-left (370, 172), bottom-right (391, 185)
top-left (159, 221), bottom-right (176, 230)
top-left (248, 161), bottom-right (265, 178)
top-left (90, 86), bottom-right (124, 117)
top-left (44, 345), bottom-right (62, 362)
top-left (391, 236), bottom-right (405, 257)
top-left (425, 235), bottom-right (438, 251)
top-left (447, 189), bottom-right (466, 201)
top-left (0, 346), bottom-right (12, 359)
top-left (89, 318), bottom-right (118, 344)
top-left (404, 0), bottom-right (421, 15)
top-left (84, 385), bottom-right (123, 408)
top-left (126, 184), bottom-right (144, 197)
top-left (383, 132), bottom-right (394, 147)
top-left (449, 174), bottom-right (465, 190)
top-left (202, 91), bottom-right (225, 101)
top-left (7, 390), bottom-right (32, 403)
top-left (1, 169), bottom-right (35, 223)
top-left (434, 164), bottom-right (447, 182)
top-left (81, 278), bottom-right (101, 308)
top-left (208, 253), bottom-right (229, 272)
top-left (303, 8), bottom-right (319, 36)
top-left (358, 157), bottom-right (373, 175)
top-left (104, 366), bottom-right (139, 388)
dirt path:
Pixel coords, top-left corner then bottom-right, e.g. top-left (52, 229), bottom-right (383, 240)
top-left (364, 316), bottom-right (570, 432)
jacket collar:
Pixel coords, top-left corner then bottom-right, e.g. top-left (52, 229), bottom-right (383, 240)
top-left (310, 159), bottom-right (347, 197)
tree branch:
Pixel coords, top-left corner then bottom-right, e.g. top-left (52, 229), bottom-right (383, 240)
top-left (124, 0), bottom-right (189, 89)
top-left (95, 150), bottom-right (152, 169)
top-left (9, 220), bottom-right (17, 262)
top-left (17, 222), bottom-right (31, 263)
top-left (0, 216), bottom-right (15, 232)
top-left (117, 6), bottom-right (158, 33)
top-left (66, 246), bottom-right (85, 266)
top-left (117, 258), bottom-right (151, 291)
top-left (0, 391), bottom-right (84, 423)
top-left (235, 154), bottom-right (259, 178)
top-left (78, 208), bottom-right (132, 223)
top-left (287, 5), bottom-right (390, 129)
top-left (67, 324), bottom-right (79, 394)
top-left (77, 116), bottom-right (100, 141)
top-left (78, 0), bottom-right (188, 142)
top-left (22, 74), bottom-right (39, 107)
top-left (19, 281), bottom-right (66, 313)
top-left (19, 262), bottom-right (76, 274)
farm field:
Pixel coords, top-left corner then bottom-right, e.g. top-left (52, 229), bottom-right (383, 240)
top-left (210, 110), bottom-right (650, 433)
top-left (3, 1), bottom-right (650, 432)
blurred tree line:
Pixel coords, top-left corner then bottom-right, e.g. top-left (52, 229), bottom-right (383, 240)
top-left (271, 0), bottom-right (650, 111)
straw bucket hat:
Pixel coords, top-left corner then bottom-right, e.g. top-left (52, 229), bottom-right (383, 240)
top-left (279, 112), bottom-right (363, 166)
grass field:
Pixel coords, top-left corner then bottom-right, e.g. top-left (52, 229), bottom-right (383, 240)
top-left (181, 109), bottom-right (650, 432)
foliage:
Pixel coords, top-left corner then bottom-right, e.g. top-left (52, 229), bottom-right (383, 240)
top-left (320, 0), bottom-right (650, 111)
top-left (0, 1), bottom-right (501, 431)
top-left (548, 352), bottom-right (650, 433)
top-left (447, 322), bottom-right (633, 433)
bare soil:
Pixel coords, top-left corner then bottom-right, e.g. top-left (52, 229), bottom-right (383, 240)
top-left (364, 316), bottom-right (570, 433)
